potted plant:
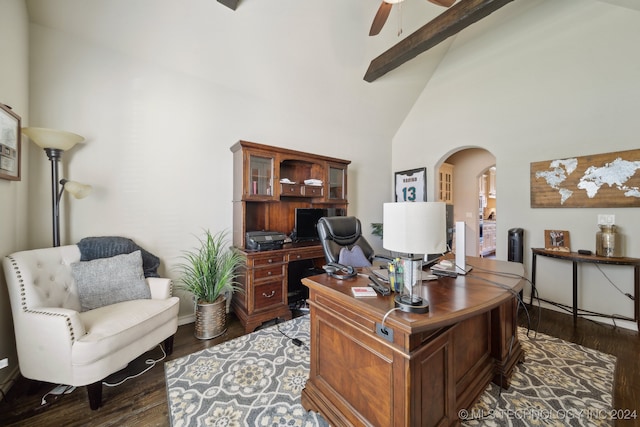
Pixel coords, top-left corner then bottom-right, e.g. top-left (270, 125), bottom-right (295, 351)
top-left (176, 229), bottom-right (245, 339)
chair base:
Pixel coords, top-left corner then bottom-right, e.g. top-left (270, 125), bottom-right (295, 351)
top-left (86, 334), bottom-right (176, 410)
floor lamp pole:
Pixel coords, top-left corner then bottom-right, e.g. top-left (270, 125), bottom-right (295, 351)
top-left (44, 148), bottom-right (63, 247)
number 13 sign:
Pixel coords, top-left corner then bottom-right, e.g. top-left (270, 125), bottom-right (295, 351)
top-left (395, 167), bottom-right (426, 202)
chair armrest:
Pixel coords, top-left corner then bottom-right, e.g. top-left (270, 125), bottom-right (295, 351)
top-left (15, 308), bottom-right (86, 379)
top-left (147, 277), bottom-right (173, 299)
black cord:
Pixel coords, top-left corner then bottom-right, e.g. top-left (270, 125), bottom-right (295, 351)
top-left (276, 320), bottom-right (309, 350)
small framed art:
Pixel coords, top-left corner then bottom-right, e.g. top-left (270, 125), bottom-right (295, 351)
top-left (544, 230), bottom-right (570, 252)
top-left (0, 103), bottom-right (21, 181)
top-left (395, 167), bottom-right (426, 202)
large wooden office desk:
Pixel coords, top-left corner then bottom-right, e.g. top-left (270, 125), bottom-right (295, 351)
top-left (301, 257), bottom-right (525, 427)
top-left (531, 248), bottom-right (640, 329)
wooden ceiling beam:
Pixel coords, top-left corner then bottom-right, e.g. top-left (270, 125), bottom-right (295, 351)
top-left (217, 0), bottom-right (239, 11)
top-left (364, 0), bottom-right (514, 82)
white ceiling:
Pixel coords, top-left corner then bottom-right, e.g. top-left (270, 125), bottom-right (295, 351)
top-left (24, 0), bottom-right (636, 142)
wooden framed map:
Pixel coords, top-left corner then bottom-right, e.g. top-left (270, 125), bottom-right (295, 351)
top-left (531, 149), bottom-right (640, 208)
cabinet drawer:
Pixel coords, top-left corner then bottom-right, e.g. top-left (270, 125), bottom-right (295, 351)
top-left (254, 281), bottom-right (284, 309)
top-left (303, 185), bottom-right (324, 197)
top-left (249, 254), bottom-right (286, 268)
top-left (280, 183), bottom-right (303, 196)
top-left (289, 246), bottom-right (325, 262)
top-left (254, 264), bottom-right (285, 281)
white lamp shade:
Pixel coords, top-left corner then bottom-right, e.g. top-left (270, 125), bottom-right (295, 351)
top-left (63, 180), bottom-right (93, 199)
top-left (383, 202), bottom-right (447, 255)
top-left (22, 127), bottom-right (84, 151)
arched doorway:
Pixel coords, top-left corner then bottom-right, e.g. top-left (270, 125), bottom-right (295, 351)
top-left (437, 147), bottom-right (496, 258)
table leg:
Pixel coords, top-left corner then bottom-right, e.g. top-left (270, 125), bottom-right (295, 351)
top-left (572, 261), bottom-right (578, 325)
top-left (530, 253), bottom-right (537, 305)
top-left (635, 266), bottom-right (639, 331)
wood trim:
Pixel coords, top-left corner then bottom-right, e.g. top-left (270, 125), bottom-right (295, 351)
top-left (364, 0), bottom-right (515, 82)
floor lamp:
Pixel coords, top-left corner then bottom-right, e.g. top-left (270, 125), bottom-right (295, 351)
top-left (22, 127), bottom-right (91, 247)
top-left (383, 202), bottom-right (447, 313)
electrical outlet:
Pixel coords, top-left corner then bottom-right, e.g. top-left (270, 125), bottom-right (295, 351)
top-left (0, 358), bottom-right (8, 370)
top-left (597, 214), bottom-right (615, 225)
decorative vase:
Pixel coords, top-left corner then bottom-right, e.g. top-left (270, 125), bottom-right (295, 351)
top-left (195, 296), bottom-right (227, 340)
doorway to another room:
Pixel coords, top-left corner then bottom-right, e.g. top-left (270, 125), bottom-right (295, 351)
top-left (437, 148), bottom-right (496, 258)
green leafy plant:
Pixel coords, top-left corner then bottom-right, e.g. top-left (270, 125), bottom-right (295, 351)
top-left (176, 229), bottom-right (245, 304)
top-left (371, 223), bottom-right (383, 239)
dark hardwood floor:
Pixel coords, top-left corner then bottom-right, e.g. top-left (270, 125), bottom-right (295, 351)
top-left (0, 307), bottom-right (638, 426)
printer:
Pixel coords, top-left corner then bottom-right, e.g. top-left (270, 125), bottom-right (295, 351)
top-left (245, 231), bottom-right (287, 251)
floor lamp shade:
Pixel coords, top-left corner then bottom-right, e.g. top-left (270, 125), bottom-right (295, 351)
top-left (383, 202), bottom-right (447, 256)
top-left (21, 127), bottom-right (84, 150)
top-left (21, 127), bottom-right (87, 247)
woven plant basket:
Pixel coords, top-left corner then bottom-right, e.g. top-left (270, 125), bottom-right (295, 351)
top-left (195, 296), bottom-right (227, 340)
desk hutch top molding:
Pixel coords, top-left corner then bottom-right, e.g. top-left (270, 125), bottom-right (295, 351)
top-left (230, 140), bottom-right (351, 332)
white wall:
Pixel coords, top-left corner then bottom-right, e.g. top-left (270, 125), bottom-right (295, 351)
top-left (394, 0), bottom-right (640, 330)
top-left (25, 0), bottom-right (443, 320)
top-left (0, 0), bottom-right (29, 397)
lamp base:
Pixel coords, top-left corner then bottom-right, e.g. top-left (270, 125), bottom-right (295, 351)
top-left (394, 294), bottom-right (429, 314)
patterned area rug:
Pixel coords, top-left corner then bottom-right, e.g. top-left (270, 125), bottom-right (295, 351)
top-left (464, 329), bottom-right (616, 426)
top-left (165, 316), bottom-right (615, 427)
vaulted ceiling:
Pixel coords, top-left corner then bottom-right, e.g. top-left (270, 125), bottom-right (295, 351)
top-left (25, 0), bottom-right (638, 144)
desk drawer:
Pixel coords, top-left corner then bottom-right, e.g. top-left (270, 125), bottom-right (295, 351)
top-left (254, 281), bottom-right (285, 309)
top-left (254, 264), bottom-right (285, 281)
top-left (289, 246), bottom-right (325, 262)
top-left (249, 254), bottom-right (286, 268)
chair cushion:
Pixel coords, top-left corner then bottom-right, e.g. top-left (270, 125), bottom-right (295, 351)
top-left (338, 245), bottom-right (372, 267)
top-left (71, 251), bottom-right (151, 312)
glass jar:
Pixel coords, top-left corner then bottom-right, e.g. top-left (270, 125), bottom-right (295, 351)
top-left (596, 224), bottom-right (621, 257)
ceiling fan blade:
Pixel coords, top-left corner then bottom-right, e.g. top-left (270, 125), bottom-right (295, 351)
top-left (427, 0), bottom-right (456, 7)
top-left (369, 2), bottom-right (393, 36)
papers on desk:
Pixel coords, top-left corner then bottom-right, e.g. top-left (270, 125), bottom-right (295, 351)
top-left (351, 286), bottom-right (377, 297)
top-left (304, 179), bottom-right (323, 186)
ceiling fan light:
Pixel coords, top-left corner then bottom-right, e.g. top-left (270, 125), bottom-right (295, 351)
top-left (384, 0), bottom-right (404, 4)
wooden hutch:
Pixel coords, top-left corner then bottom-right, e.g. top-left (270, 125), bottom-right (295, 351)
top-left (230, 140), bottom-right (350, 332)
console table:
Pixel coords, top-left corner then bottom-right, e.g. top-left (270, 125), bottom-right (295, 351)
top-left (301, 257), bottom-right (525, 427)
top-left (531, 248), bottom-right (640, 329)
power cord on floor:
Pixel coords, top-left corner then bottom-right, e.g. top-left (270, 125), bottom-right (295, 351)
top-left (276, 318), bottom-right (310, 350)
top-left (103, 344), bottom-right (166, 387)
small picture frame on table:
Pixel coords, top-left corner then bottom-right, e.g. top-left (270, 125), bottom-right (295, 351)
top-left (394, 167), bottom-right (426, 202)
top-left (0, 103), bottom-right (21, 181)
top-left (544, 230), bottom-right (570, 252)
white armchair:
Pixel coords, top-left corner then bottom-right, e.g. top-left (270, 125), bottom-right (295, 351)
top-left (3, 245), bottom-right (180, 410)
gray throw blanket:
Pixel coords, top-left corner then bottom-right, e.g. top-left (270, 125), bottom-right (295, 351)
top-left (77, 236), bottom-right (160, 278)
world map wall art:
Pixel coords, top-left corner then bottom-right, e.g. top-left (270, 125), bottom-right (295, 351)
top-left (530, 149), bottom-right (640, 208)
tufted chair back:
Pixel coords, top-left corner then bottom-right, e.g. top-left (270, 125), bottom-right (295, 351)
top-left (6, 245), bottom-right (83, 313)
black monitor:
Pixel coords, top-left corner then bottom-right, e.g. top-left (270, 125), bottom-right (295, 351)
top-left (293, 208), bottom-right (326, 242)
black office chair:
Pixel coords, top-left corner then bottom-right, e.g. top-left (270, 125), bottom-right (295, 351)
top-left (316, 216), bottom-right (391, 267)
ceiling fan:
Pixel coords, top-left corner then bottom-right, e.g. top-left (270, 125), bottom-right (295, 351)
top-left (369, 0), bottom-right (456, 36)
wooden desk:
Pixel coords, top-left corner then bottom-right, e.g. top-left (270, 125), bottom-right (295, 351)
top-left (301, 257), bottom-right (525, 427)
top-left (531, 248), bottom-right (640, 329)
top-left (232, 242), bottom-right (326, 333)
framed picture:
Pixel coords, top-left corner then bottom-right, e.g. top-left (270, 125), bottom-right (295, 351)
top-left (395, 167), bottom-right (426, 202)
top-left (0, 103), bottom-right (21, 181)
top-left (544, 229), bottom-right (571, 252)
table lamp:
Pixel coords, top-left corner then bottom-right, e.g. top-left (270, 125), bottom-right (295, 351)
top-left (22, 127), bottom-right (91, 247)
top-left (383, 202), bottom-right (447, 313)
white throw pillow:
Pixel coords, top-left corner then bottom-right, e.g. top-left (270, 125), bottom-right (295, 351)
top-left (71, 250), bottom-right (151, 312)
